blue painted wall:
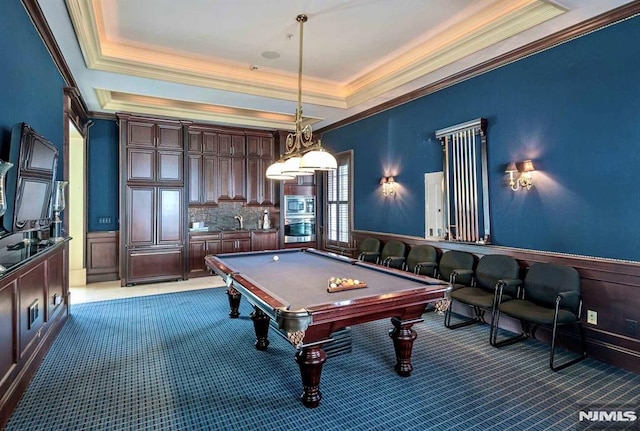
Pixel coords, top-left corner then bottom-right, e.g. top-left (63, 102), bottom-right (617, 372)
top-left (0, 1), bottom-right (65, 180)
top-left (322, 15), bottom-right (640, 262)
top-left (87, 119), bottom-right (119, 231)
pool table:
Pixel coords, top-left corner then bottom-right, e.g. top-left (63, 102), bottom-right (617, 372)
top-left (205, 248), bottom-right (450, 408)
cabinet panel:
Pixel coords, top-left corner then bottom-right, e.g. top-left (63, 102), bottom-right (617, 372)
top-left (189, 241), bottom-right (206, 274)
top-left (128, 122), bottom-right (155, 147)
top-left (188, 131), bottom-right (202, 152)
top-left (206, 239), bottom-right (221, 255)
top-left (157, 187), bottom-right (183, 244)
top-left (231, 157), bottom-right (246, 200)
top-left (188, 155), bottom-right (202, 204)
top-left (157, 151), bottom-right (183, 182)
top-left (203, 155), bottom-right (217, 204)
top-left (46, 248), bottom-right (64, 322)
top-left (19, 261), bottom-right (46, 358)
top-left (251, 230), bottom-right (279, 251)
top-left (0, 280), bottom-right (16, 388)
top-left (246, 157), bottom-right (260, 205)
top-left (127, 187), bottom-right (155, 245)
top-left (203, 132), bottom-right (218, 153)
top-left (157, 124), bottom-right (182, 149)
top-left (127, 148), bottom-right (155, 181)
top-left (127, 248), bottom-right (183, 284)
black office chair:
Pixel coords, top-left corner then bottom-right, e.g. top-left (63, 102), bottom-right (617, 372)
top-left (378, 240), bottom-right (406, 269)
top-left (357, 237), bottom-right (381, 263)
top-left (431, 250), bottom-right (476, 313)
top-left (404, 244), bottom-right (438, 276)
top-left (444, 254), bottom-right (520, 329)
top-left (490, 262), bottom-right (587, 371)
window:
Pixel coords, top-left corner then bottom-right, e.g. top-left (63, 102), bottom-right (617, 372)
top-left (324, 151), bottom-right (352, 251)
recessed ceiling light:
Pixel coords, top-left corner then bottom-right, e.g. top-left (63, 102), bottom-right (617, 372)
top-left (261, 51), bottom-right (280, 60)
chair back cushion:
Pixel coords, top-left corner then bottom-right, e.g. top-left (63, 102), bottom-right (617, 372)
top-left (439, 250), bottom-right (475, 284)
top-left (358, 237), bottom-right (380, 254)
top-left (475, 254), bottom-right (520, 293)
top-left (406, 245), bottom-right (437, 273)
top-left (525, 263), bottom-right (580, 311)
top-left (380, 240), bottom-right (406, 261)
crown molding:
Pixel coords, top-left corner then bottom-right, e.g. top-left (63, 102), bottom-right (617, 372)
top-left (318, 1), bottom-right (640, 134)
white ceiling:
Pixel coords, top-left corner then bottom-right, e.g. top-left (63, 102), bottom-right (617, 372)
top-left (39, 0), bottom-right (633, 131)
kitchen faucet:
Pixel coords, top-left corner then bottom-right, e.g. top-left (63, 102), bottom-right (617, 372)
top-left (234, 215), bottom-right (244, 229)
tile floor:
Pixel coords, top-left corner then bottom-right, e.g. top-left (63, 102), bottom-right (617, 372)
top-left (70, 276), bottom-right (225, 304)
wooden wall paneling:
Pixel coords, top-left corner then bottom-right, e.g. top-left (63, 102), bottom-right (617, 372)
top-left (86, 231), bottom-right (119, 283)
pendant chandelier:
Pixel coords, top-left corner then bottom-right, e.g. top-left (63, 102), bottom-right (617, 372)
top-left (265, 14), bottom-right (337, 180)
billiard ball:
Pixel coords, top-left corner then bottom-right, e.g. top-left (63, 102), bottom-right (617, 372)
top-left (273, 255), bottom-right (279, 261)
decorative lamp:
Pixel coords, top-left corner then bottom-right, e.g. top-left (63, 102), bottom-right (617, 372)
top-left (506, 160), bottom-right (535, 191)
top-left (264, 14), bottom-right (337, 179)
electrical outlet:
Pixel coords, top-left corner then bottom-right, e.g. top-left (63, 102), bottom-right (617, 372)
top-left (587, 310), bottom-right (597, 325)
top-left (624, 319), bottom-right (638, 336)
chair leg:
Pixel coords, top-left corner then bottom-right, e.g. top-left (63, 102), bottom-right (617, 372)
top-left (490, 312), bottom-right (529, 347)
top-left (444, 303), bottom-right (482, 329)
top-left (550, 321), bottom-right (587, 371)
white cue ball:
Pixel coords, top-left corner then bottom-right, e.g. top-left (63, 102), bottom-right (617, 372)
top-left (273, 255), bottom-right (279, 261)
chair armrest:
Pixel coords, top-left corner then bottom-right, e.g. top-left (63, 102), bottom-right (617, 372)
top-left (383, 256), bottom-right (406, 269)
top-left (414, 262), bottom-right (437, 276)
top-left (451, 268), bottom-right (473, 285)
top-left (358, 251), bottom-right (379, 261)
top-left (497, 278), bottom-right (523, 298)
top-left (495, 279), bottom-right (523, 303)
top-left (556, 290), bottom-right (581, 310)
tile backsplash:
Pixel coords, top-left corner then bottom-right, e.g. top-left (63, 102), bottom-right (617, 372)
top-left (189, 202), bottom-right (279, 230)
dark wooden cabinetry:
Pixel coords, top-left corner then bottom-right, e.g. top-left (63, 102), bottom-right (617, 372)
top-left (119, 114), bottom-right (186, 286)
top-left (188, 232), bottom-right (221, 276)
top-left (246, 132), bottom-right (276, 206)
top-left (187, 127), bottom-right (218, 205)
top-left (221, 230), bottom-right (251, 253)
top-left (0, 239), bottom-right (69, 428)
top-left (250, 229), bottom-right (279, 251)
top-left (188, 229), bottom-right (279, 277)
top-left (217, 132), bottom-right (246, 202)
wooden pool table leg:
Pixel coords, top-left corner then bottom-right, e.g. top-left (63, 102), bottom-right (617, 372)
top-left (250, 306), bottom-right (270, 350)
top-left (295, 344), bottom-right (327, 408)
top-left (226, 287), bottom-right (241, 318)
top-left (389, 317), bottom-right (423, 377)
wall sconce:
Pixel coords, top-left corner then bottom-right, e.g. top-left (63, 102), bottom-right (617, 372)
top-left (505, 160), bottom-right (535, 191)
top-left (380, 176), bottom-right (395, 196)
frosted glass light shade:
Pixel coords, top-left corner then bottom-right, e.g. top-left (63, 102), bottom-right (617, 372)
top-left (265, 161), bottom-right (294, 180)
top-left (300, 149), bottom-right (337, 171)
top-left (281, 156), bottom-right (313, 176)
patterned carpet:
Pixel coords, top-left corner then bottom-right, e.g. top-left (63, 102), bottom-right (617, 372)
top-left (5, 287), bottom-right (639, 430)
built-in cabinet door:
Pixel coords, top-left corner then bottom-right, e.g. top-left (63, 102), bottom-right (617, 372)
top-left (251, 230), bottom-right (278, 251)
top-left (157, 187), bottom-right (184, 244)
top-left (203, 155), bottom-right (217, 204)
top-left (127, 186), bottom-right (155, 245)
top-left (157, 151), bottom-right (183, 182)
top-left (246, 157), bottom-right (261, 205)
top-left (189, 241), bottom-right (206, 274)
top-left (188, 155), bottom-right (202, 204)
top-left (128, 121), bottom-right (155, 147)
top-left (218, 156), bottom-right (246, 201)
top-left (127, 148), bottom-right (155, 181)
top-left (157, 123), bottom-right (182, 149)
